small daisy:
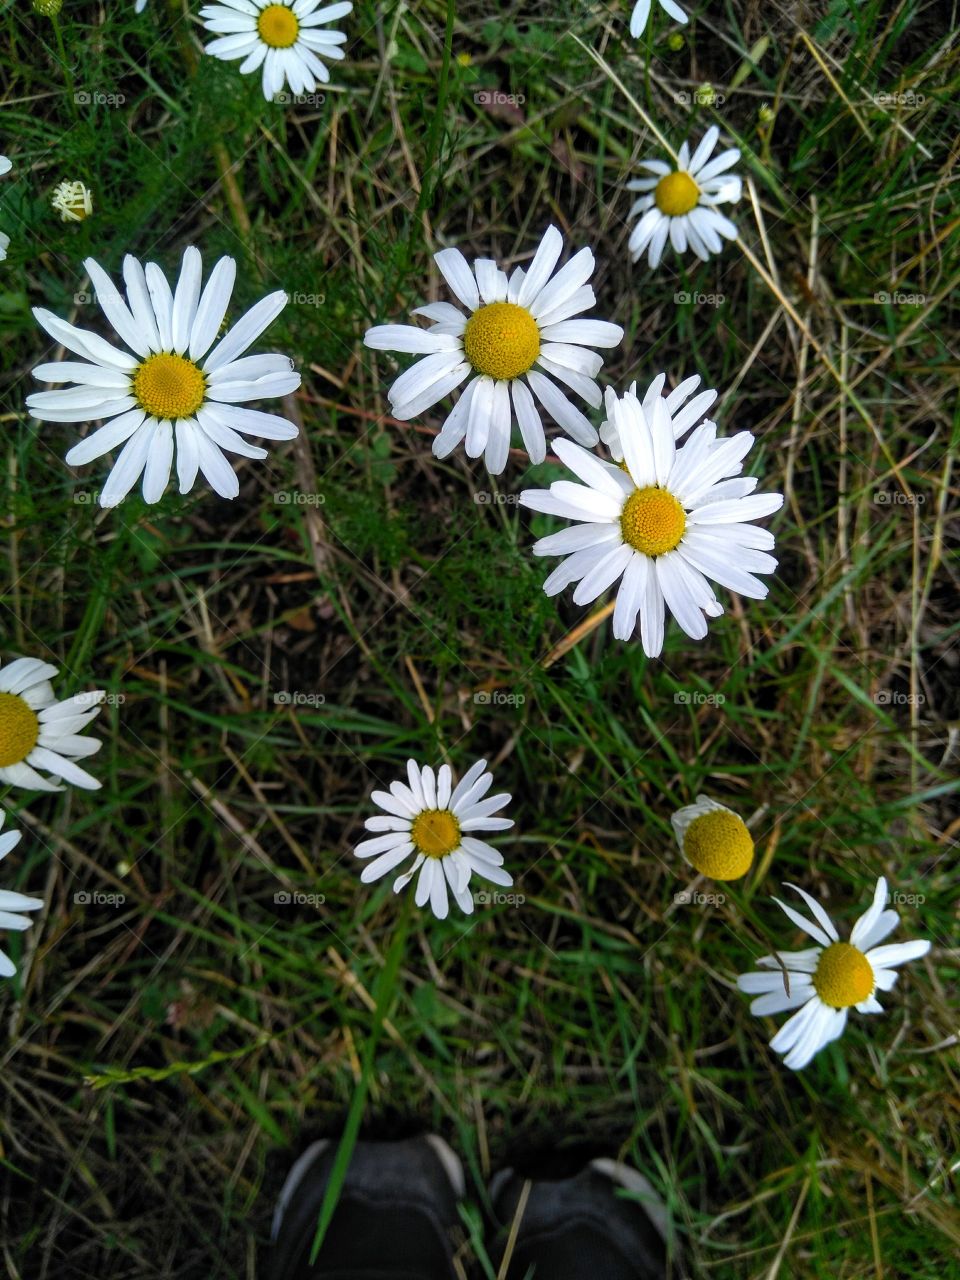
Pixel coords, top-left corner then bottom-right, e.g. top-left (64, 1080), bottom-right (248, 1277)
top-left (200, 0), bottom-right (352, 102)
top-left (671, 794), bottom-right (753, 881)
top-left (27, 248), bottom-right (300, 507)
top-left (627, 126), bottom-right (741, 269)
top-left (0, 812), bottom-right (44, 979)
top-left (364, 224), bottom-right (624, 472)
top-left (51, 180), bottom-right (93, 223)
top-left (354, 759), bottom-right (513, 921)
top-left (0, 657), bottom-right (104, 793)
top-left (737, 877), bottom-right (931, 1070)
top-left (630, 0), bottom-right (688, 38)
top-left (519, 385), bottom-right (783, 656)
top-left (600, 372), bottom-right (717, 460)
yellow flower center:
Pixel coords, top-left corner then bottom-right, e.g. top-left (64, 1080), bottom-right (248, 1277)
top-left (463, 302), bottom-right (540, 381)
top-left (654, 171), bottom-right (700, 217)
top-left (257, 4), bottom-right (300, 48)
top-left (0, 691), bottom-right (40, 768)
top-left (410, 809), bottom-right (461, 859)
top-left (133, 353), bottom-right (206, 421)
top-left (620, 486), bottom-right (686, 556)
top-left (682, 809), bottom-right (754, 880)
top-left (813, 942), bottom-right (875, 1009)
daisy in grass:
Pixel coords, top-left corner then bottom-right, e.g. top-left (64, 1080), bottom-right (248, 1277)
top-left (627, 126), bottom-right (741, 269)
top-left (354, 759), bottom-right (513, 921)
top-left (600, 373), bottom-right (717, 460)
top-left (363, 225), bottom-right (624, 472)
top-left (737, 877), bottom-right (931, 1070)
top-left (201, 0), bottom-right (352, 101)
top-left (671, 794), bottom-right (754, 881)
top-left (630, 0), bottom-right (688, 38)
top-left (27, 248), bottom-right (300, 507)
top-left (519, 385), bottom-right (783, 656)
top-left (0, 657), bottom-right (104, 793)
top-left (0, 812), bottom-right (44, 979)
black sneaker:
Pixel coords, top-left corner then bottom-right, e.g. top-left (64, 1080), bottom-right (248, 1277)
top-left (489, 1157), bottom-right (674, 1280)
top-left (269, 1135), bottom-right (465, 1280)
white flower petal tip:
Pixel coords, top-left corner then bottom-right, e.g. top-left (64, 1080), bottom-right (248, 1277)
top-left (0, 812), bottom-right (44, 981)
top-left (629, 0), bottom-right (689, 37)
top-left (29, 250), bottom-right (300, 506)
top-left (0, 655), bottom-right (107, 794)
top-left (627, 128), bottom-right (741, 270)
top-left (352, 758), bottom-right (515, 920)
top-left (520, 381), bottom-right (782, 658)
top-left (737, 876), bottom-right (931, 1071)
top-left (201, 0), bottom-right (353, 103)
top-left (362, 225), bottom-right (623, 472)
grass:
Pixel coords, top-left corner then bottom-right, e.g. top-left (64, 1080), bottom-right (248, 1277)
top-left (1, 0), bottom-right (958, 1276)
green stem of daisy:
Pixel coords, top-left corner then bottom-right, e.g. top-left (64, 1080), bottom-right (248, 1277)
top-left (308, 891), bottom-right (414, 1264)
top-left (413, 0), bottom-right (455, 220)
top-left (51, 15), bottom-right (80, 124)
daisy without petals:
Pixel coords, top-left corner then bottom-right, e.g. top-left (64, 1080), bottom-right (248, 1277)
top-left (0, 812), bottom-right (44, 979)
top-left (0, 656), bottom-right (104, 793)
top-left (519, 385), bottom-right (783, 657)
top-left (600, 372), bottom-right (717, 460)
top-left (27, 248), bottom-right (300, 507)
top-left (628, 126), bottom-right (741, 269)
top-left (201, 0), bottom-right (352, 102)
top-left (354, 759), bottom-right (513, 921)
top-left (629, 0), bottom-right (688, 38)
top-left (672, 794), bottom-right (754, 881)
top-left (737, 877), bottom-right (931, 1070)
top-left (363, 225), bottom-right (624, 472)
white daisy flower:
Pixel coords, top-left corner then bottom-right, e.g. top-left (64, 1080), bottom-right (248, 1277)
top-left (354, 758), bottom-right (514, 921)
top-left (51, 180), bottom-right (93, 223)
top-left (0, 156), bottom-right (11, 177)
top-left (737, 877), bottom-right (932, 1071)
top-left (0, 812), bottom-right (44, 979)
top-left (0, 657), bottom-right (104, 793)
top-left (0, 233), bottom-right (9, 264)
top-left (27, 248), bottom-right (300, 507)
top-left (200, 0), bottom-right (353, 102)
top-left (600, 372), bottom-right (717, 460)
top-left (671, 794), bottom-right (754, 881)
top-left (630, 0), bottom-right (688, 38)
top-left (363, 224), bottom-right (624, 472)
top-left (627, 126), bottom-right (741, 269)
top-left (519, 385), bottom-right (783, 657)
